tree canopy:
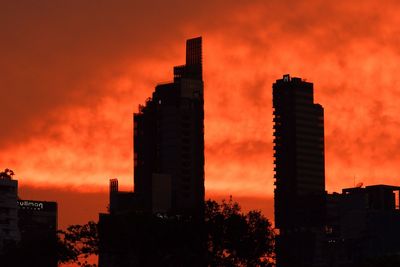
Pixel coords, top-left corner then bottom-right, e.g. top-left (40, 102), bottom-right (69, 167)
top-left (205, 197), bottom-right (275, 266)
top-left (58, 221), bottom-right (99, 267)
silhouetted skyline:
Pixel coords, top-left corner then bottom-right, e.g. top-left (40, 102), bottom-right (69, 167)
top-left (4, 2), bottom-right (400, 228)
top-left (273, 76), bottom-right (400, 267)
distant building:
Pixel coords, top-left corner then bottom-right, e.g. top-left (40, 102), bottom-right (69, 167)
top-left (17, 200), bottom-right (57, 241)
top-left (325, 185), bottom-right (400, 266)
top-left (272, 74), bottom-right (326, 267)
top-left (17, 199), bottom-right (58, 267)
top-left (0, 171), bottom-right (58, 267)
top-left (0, 173), bottom-right (19, 253)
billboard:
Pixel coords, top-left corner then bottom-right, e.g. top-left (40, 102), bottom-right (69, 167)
top-left (17, 200), bottom-right (57, 212)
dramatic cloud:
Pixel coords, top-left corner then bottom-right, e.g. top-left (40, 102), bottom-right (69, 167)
top-left (2, 0), bottom-right (400, 227)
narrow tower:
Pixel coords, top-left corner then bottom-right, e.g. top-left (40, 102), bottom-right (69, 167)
top-left (273, 74), bottom-right (326, 267)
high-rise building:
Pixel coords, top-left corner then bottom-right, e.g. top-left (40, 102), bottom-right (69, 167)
top-left (99, 37), bottom-right (205, 267)
top-left (133, 37), bottom-right (204, 217)
top-left (272, 74), bottom-right (326, 267)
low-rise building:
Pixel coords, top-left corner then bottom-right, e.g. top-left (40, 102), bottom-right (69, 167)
top-left (325, 185), bottom-right (400, 266)
top-left (0, 172), bottom-right (19, 253)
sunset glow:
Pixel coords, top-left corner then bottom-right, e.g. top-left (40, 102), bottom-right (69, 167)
top-left (2, 0), bottom-right (400, 227)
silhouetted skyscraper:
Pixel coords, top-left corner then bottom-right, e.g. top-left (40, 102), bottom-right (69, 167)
top-left (273, 74), bottom-right (326, 267)
top-left (133, 37), bottom-right (204, 217)
top-left (99, 38), bottom-right (205, 267)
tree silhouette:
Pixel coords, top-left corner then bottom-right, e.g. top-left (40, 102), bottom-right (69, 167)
top-left (0, 168), bottom-right (15, 179)
top-left (205, 197), bottom-right (275, 266)
top-left (58, 221), bottom-right (99, 267)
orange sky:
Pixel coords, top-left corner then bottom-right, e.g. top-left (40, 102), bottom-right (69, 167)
top-left (2, 0), bottom-right (400, 227)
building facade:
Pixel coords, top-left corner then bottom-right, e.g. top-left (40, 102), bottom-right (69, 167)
top-left (17, 200), bottom-right (58, 267)
top-left (325, 185), bottom-right (400, 266)
top-left (0, 172), bottom-right (19, 253)
top-left (0, 170), bottom-right (58, 267)
top-left (133, 36), bottom-right (204, 217)
top-left (272, 74), bottom-right (326, 267)
top-left (99, 37), bottom-right (205, 267)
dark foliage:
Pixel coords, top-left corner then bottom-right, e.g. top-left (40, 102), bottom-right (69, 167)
top-left (58, 221), bottom-right (99, 267)
top-left (205, 197), bottom-right (275, 266)
top-left (0, 168), bottom-right (15, 179)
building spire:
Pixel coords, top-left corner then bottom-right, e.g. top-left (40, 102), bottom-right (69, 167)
top-left (186, 37), bottom-right (202, 67)
top-left (173, 36), bottom-right (202, 81)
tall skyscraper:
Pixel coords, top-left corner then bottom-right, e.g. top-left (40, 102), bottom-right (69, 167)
top-left (133, 37), bottom-right (204, 217)
top-left (99, 37), bottom-right (205, 267)
top-left (272, 74), bottom-right (326, 267)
